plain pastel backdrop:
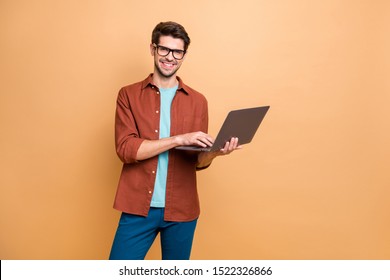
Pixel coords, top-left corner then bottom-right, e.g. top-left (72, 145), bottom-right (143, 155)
top-left (0, 0), bottom-right (389, 259)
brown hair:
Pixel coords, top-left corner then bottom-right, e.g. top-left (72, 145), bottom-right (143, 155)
top-left (151, 21), bottom-right (191, 50)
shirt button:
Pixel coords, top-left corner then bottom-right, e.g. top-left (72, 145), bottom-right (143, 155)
top-left (152, 170), bottom-right (155, 174)
top-left (156, 91), bottom-right (160, 95)
top-left (148, 191), bottom-right (152, 194)
top-left (155, 129), bottom-right (158, 133)
top-left (156, 110), bottom-right (159, 114)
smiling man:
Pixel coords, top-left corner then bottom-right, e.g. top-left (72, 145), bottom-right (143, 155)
top-left (109, 21), bottom-right (240, 260)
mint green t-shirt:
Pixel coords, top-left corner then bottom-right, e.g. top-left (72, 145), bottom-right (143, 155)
top-left (150, 85), bottom-right (178, 208)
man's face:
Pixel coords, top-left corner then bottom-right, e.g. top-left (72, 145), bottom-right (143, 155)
top-left (151, 35), bottom-right (186, 79)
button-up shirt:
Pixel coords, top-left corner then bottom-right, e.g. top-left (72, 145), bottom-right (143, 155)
top-left (113, 74), bottom-right (209, 222)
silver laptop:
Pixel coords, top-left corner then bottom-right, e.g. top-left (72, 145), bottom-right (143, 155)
top-left (175, 106), bottom-right (270, 152)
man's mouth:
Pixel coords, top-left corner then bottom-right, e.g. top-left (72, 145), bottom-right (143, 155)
top-left (161, 61), bottom-right (175, 69)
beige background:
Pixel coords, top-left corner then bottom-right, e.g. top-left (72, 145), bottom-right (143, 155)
top-left (1, 0), bottom-right (389, 260)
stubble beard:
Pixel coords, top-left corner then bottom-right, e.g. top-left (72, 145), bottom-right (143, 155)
top-left (154, 60), bottom-right (180, 79)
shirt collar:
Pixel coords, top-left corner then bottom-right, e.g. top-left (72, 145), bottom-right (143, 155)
top-left (141, 74), bottom-right (190, 95)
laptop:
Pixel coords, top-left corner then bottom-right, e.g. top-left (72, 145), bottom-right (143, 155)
top-left (175, 106), bottom-right (270, 152)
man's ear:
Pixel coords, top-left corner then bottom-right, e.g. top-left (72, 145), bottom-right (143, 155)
top-left (150, 44), bottom-right (155, 56)
top-left (182, 50), bottom-right (188, 61)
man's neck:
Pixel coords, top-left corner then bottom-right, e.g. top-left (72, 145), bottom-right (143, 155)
top-left (152, 72), bottom-right (178, 89)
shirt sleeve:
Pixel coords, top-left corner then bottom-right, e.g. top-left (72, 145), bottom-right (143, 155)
top-left (115, 87), bottom-right (144, 164)
top-left (196, 97), bottom-right (211, 171)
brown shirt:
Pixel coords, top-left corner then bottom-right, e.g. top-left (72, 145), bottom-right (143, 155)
top-left (113, 74), bottom-right (209, 222)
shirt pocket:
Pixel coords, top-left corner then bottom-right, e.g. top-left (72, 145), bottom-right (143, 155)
top-left (182, 116), bottom-right (205, 134)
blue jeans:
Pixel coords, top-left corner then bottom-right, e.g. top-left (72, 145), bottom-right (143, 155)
top-left (109, 208), bottom-right (198, 260)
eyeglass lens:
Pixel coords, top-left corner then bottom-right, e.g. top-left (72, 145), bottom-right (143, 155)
top-left (156, 45), bottom-right (185, 59)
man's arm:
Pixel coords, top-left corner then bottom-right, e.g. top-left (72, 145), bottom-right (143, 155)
top-left (135, 131), bottom-right (214, 161)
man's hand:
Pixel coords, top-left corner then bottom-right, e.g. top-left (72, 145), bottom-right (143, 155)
top-left (174, 131), bottom-right (214, 148)
top-left (215, 137), bottom-right (242, 156)
top-left (196, 137), bottom-right (242, 168)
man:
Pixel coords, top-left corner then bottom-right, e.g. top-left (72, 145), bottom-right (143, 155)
top-left (109, 21), bottom-right (240, 260)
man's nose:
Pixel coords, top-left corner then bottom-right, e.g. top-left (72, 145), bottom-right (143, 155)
top-left (166, 51), bottom-right (175, 60)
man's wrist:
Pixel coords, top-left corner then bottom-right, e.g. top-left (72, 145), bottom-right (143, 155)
top-left (197, 151), bottom-right (216, 168)
top-left (172, 135), bottom-right (183, 146)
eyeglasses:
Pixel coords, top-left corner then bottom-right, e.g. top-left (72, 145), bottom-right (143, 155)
top-left (153, 44), bottom-right (186, 60)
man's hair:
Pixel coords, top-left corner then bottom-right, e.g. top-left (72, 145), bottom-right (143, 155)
top-left (151, 21), bottom-right (191, 50)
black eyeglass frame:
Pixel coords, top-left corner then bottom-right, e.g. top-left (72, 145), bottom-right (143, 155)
top-left (153, 44), bottom-right (187, 60)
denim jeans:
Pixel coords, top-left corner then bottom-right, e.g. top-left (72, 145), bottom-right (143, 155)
top-left (109, 207), bottom-right (198, 260)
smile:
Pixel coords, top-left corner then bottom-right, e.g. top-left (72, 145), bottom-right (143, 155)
top-left (161, 61), bottom-right (176, 68)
